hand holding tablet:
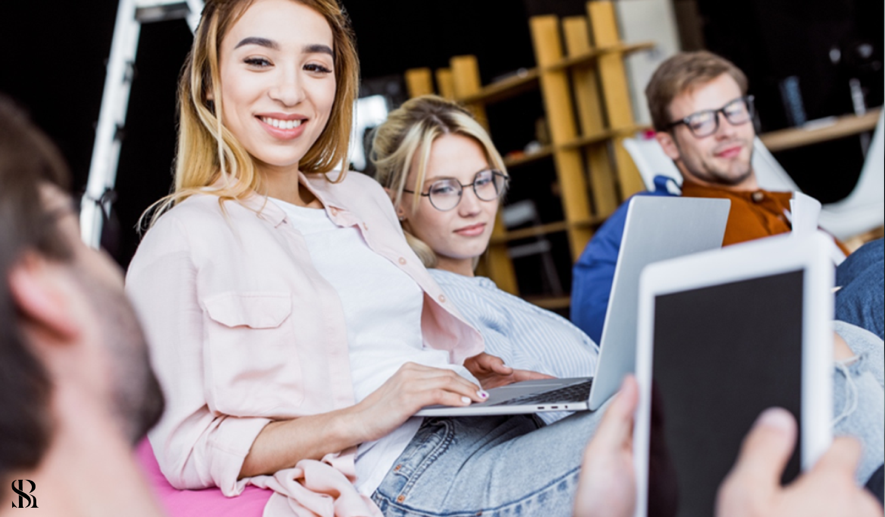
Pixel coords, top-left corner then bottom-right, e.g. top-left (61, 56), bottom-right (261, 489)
top-left (717, 408), bottom-right (881, 517)
top-left (574, 381), bottom-right (881, 517)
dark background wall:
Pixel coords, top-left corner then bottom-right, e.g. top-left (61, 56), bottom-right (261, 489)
top-left (0, 0), bottom-right (564, 266)
top-left (0, 0), bottom-right (881, 273)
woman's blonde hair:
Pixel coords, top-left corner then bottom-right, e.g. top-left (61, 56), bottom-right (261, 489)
top-left (143, 0), bottom-right (359, 228)
top-left (371, 95), bottom-right (507, 268)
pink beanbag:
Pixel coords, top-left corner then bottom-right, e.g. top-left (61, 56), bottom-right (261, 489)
top-left (136, 439), bottom-right (273, 517)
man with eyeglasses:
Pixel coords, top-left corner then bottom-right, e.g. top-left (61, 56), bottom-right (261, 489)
top-left (571, 51), bottom-right (884, 504)
top-left (646, 51), bottom-right (845, 249)
top-left (572, 51), bottom-right (884, 345)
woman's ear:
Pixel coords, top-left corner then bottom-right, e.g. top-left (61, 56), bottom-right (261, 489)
top-left (383, 187), bottom-right (407, 221)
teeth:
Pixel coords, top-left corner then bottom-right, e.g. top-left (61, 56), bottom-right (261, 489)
top-left (262, 117), bottom-right (303, 130)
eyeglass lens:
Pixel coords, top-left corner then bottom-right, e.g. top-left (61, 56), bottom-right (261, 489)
top-left (427, 170), bottom-right (507, 211)
top-left (685, 97), bottom-right (753, 137)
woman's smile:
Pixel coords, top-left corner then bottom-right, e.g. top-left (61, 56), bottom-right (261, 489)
top-left (257, 112), bottom-right (308, 140)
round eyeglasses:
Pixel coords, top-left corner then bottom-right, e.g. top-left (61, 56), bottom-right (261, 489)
top-left (666, 95), bottom-right (755, 138)
top-left (404, 169), bottom-right (509, 212)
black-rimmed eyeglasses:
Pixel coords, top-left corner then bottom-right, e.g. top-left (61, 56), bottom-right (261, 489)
top-left (404, 169), bottom-right (509, 211)
top-left (666, 95), bottom-right (755, 138)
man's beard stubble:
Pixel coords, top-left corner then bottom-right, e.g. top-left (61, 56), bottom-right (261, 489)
top-left (71, 267), bottom-right (165, 444)
top-left (677, 137), bottom-right (755, 188)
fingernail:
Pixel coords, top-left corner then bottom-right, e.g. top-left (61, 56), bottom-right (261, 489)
top-left (755, 407), bottom-right (794, 432)
top-left (477, 390), bottom-right (489, 399)
top-left (461, 396), bottom-right (472, 405)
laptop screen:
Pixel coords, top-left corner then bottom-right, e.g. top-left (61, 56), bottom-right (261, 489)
top-left (646, 270), bottom-right (804, 517)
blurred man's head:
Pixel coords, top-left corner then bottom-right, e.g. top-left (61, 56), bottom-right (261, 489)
top-left (646, 51), bottom-right (758, 190)
top-left (0, 96), bottom-right (163, 482)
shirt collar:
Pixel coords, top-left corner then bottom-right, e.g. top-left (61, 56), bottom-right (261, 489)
top-left (208, 170), bottom-right (348, 227)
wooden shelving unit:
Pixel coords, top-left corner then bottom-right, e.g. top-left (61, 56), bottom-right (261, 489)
top-left (759, 108), bottom-right (882, 152)
top-left (403, 1), bottom-right (653, 301)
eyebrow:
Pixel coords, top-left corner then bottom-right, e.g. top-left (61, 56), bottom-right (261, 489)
top-left (304, 44), bottom-right (334, 57)
top-left (233, 38), bottom-right (334, 59)
top-left (234, 37), bottom-right (279, 50)
top-left (425, 167), bottom-right (494, 184)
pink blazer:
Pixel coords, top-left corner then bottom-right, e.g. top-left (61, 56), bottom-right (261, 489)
top-left (126, 171), bottom-right (484, 515)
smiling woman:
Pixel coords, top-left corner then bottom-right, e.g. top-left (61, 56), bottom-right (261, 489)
top-left (126, 1), bottom-right (612, 516)
top-left (141, 0), bottom-right (359, 226)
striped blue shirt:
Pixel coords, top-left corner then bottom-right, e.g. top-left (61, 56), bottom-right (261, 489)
top-left (429, 269), bottom-right (600, 423)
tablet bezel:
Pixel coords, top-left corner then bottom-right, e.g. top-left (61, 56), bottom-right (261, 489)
top-left (632, 232), bottom-right (834, 517)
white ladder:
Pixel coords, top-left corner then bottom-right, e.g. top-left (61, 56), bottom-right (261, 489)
top-left (80, 0), bottom-right (204, 248)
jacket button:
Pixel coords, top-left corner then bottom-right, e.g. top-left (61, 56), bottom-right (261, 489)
top-left (752, 191), bottom-right (764, 203)
top-left (439, 294), bottom-right (447, 303)
top-left (398, 257), bottom-right (407, 265)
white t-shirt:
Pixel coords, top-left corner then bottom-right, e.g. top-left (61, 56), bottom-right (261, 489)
top-left (270, 198), bottom-right (477, 496)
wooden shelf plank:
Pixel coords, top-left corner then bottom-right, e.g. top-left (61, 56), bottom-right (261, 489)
top-left (452, 42), bottom-right (656, 107)
top-left (404, 68), bottom-right (434, 98)
top-left (503, 146), bottom-right (554, 168)
top-left (457, 68), bottom-right (540, 105)
top-left (559, 125), bottom-right (651, 151)
top-left (759, 108), bottom-right (882, 152)
top-left (546, 41), bottom-right (656, 72)
top-left (588, 1), bottom-right (646, 198)
top-left (490, 217), bottom-right (604, 245)
top-left (525, 295), bottom-right (572, 310)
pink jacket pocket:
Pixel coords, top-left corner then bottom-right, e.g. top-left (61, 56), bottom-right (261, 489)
top-left (202, 292), bottom-right (305, 416)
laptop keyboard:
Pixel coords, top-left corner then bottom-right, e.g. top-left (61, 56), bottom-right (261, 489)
top-left (495, 379), bottom-right (594, 406)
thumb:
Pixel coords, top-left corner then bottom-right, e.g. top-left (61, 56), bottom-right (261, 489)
top-left (810, 436), bottom-right (862, 479)
top-left (587, 376), bottom-right (640, 454)
top-left (484, 354), bottom-right (512, 374)
top-left (727, 408), bottom-right (797, 491)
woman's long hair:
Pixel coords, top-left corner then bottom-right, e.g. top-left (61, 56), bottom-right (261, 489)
top-left (142, 0), bottom-right (359, 229)
top-left (371, 95), bottom-right (508, 268)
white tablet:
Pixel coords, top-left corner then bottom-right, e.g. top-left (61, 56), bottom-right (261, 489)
top-left (633, 232), bottom-right (834, 517)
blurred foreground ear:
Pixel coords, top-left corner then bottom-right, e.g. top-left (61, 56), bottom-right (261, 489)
top-left (655, 131), bottom-right (681, 162)
top-left (8, 252), bottom-right (80, 343)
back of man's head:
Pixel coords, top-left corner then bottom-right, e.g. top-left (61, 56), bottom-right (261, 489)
top-left (0, 96), bottom-right (75, 479)
top-left (646, 51), bottom-right (749, 132)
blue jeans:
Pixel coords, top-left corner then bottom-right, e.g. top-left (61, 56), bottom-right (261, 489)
top-left (371, 410), bottom-right (607, 517)
top-left (834, 321), bottom-right (885, 484)
top-left (370, 323), bottom-right (882, 516)
top-left (836, 239), bottom-right (884, 340)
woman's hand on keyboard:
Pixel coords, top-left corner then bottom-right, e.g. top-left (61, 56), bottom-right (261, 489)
top-left (464, 352), bottom-right (555, 390)
top-left (348, 362), bottom-right (486, 443)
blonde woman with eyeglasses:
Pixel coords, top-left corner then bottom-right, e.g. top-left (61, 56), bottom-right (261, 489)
top-left (372, 95), bottom-right (601, 427)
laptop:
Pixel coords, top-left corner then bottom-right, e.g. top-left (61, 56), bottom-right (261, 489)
top-left (416, 196), bottom-right (731, 417)
top-left (632, 232), bottom-right (833, 517)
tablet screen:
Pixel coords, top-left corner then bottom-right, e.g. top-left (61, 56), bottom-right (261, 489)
top-left (647, 270), bottom-right (804, 517)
